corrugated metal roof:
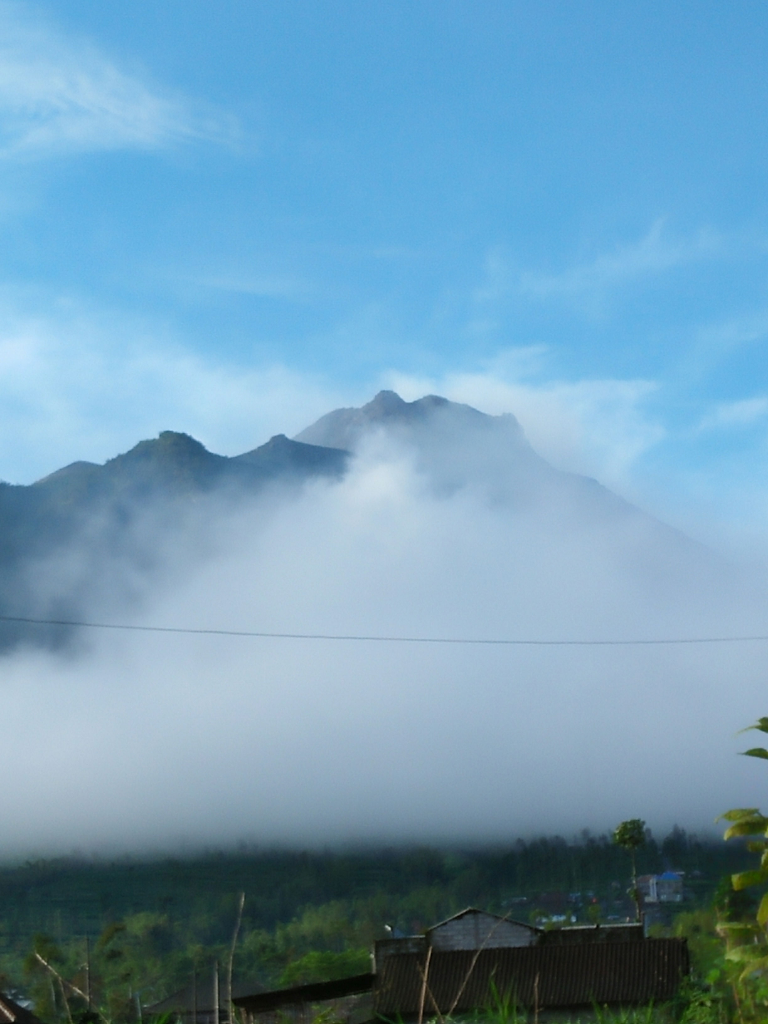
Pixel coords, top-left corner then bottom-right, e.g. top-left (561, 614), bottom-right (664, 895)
top-left (234, 974), bottom-right (374, 1013)
top-left (538, 923), bottom-right (644, 944)
top-left (373, 940), bottom-right (689, 1015)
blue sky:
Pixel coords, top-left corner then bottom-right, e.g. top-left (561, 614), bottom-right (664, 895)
top-left (2, 0), bottom-right (768, 540)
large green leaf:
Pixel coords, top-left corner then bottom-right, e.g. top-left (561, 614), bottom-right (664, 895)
top-left (722, 717), bottom-right (768, 986)
top-left (719, 808), bottom-right (760, 821)
top-left (725, 943), bottom-right (768, 963)
top-left (733, 868), bottom-right (768, 890)
top-left (757, 892), bottom-right (768, 928)
top-left (724, 816), bottom-right (768, 840)
top-left (737, 953), bottom-right (768, 982)
top-left (740, 717), bottom-right (768, 736)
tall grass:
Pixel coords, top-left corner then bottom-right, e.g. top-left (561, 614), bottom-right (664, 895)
top-left (417, 1005), bottom-right (671, 1024)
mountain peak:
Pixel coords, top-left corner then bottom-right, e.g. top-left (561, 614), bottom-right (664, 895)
top-left (365, 390), bottom-right (406, 414)
top-left (294, 391), bottom-right (520, 451)
top-left (363, 390), bottom-right (453, 418)
top-left (122, 431), bottom-right (211, 461)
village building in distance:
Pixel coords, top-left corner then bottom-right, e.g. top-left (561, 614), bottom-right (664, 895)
top-left (637, 871), bottom-right (685, 904)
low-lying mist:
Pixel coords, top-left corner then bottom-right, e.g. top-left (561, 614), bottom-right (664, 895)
top-left (1, 417), bottom-right (766, 857)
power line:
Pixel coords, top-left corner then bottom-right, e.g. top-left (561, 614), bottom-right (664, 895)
top-left (0, 613), bottom-right (767, 646)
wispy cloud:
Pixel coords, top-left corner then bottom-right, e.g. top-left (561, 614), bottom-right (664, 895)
top-left (189, 272), bottom-right (313, 301)
top-left (520, 221), bottom-right (718, 300)
top-left (0, 2), bottom-right (236, 159)
top-left (674, 309), bottom-right (768, 387)
top-left (475, 222), bottom-right (719, 312)
top-left (698, 396), bottom-right (768, 432)
top-left (696, 310), bottom-right (768, 354)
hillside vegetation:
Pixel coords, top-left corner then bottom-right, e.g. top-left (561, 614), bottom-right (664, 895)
top-left (0, 831), bottom-right (749, 1020)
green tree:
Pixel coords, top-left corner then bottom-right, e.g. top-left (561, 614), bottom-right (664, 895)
top-left (613, 818), bottom-right (646, 921)
top-left (278, 949), bottom-right (370, 986)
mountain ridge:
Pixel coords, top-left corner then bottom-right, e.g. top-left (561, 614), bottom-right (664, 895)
top-left (29, 429), bottom-right (347, 499)
top-left (0, 428), bottom-right (350, 650)
top-left (295, 389), bottom-right (526, 450)
top-left (0, 391), bottom-right (700, 653)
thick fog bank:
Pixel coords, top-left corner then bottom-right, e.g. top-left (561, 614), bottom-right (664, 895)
top-left (0, 430), bottom-right (766, 855)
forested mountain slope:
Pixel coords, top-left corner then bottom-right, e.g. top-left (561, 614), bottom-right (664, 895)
top-left (0, 431), bottom-right (347, 649)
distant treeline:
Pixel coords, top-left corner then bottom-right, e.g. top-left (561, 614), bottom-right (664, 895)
top-left (0, 827), bottom-right (746, 949)
top-left (0, 830), bottom-right (752, 1018)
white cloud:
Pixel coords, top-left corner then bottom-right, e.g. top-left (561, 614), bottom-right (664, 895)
top-left (0, 302), bottom-right (350, 483)
top-left (0, 433), bottom-right (766, 853)
top-left (0, 2), bottom-right (235, 159)
top-left (387, 361), bottom-right (664, 488)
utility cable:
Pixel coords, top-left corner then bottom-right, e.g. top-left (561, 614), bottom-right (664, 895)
top-left (0, 614), bottom-right (767, 646)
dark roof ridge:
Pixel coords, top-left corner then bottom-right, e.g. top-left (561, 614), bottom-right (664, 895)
top-left (0, 991), bottom-right (45, 1024)
top-left (233, 973), bottom-right (373, 1012)
top-left (426, 906), bottom-right (541, 933)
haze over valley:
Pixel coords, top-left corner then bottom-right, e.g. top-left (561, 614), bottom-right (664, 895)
top-left (0, 391), bottom-right (764, 855)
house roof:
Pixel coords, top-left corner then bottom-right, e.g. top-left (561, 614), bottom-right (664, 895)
top-left (373, 940), bottom-right (689, 1015)
top-left (233, 974), bottom-right (374, 1013)
top-left (147, 980), bottom-right (258, 1015)
top-left (538, 923), bottom-right (644, 945)
top-left (0, 993), bottom-right (44, 1024)
top-left (425, 907), bottom-right (540, 934)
